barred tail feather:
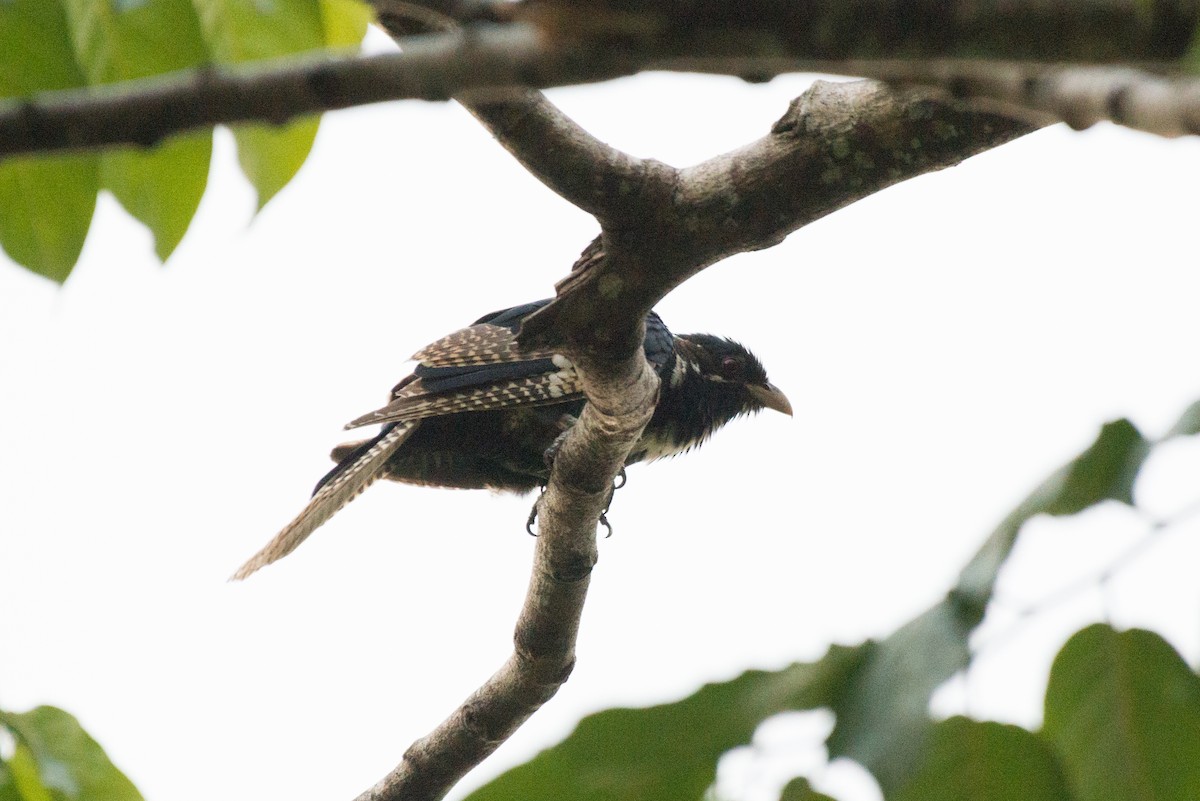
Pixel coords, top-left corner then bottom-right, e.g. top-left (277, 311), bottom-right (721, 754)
top-left (230, 422), bottom-right (418, 580)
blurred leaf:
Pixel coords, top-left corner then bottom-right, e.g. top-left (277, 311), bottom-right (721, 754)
top-left (60, 0), bottom-right (212, 260)
top-left (0, 706), bottom-right (143, 801)
top-left (320, 0), bottom-right (373, 49)
top-left (892, 717), bottom-right (1070, 801)
top-left (1042, 625), bottom-right (1200, 801)
top-left (778, 776), bottom-right (836, 801)
top-left (195, 0), bottom-right (344, 208)
top-left (2, 744), bottom-right (55, 801)
top-left (827, 418), bottom-right (1150, 795)
top-left (233, 121), bottom-right (319, 210)
top-left (195, 0), bottom-right (325, 62)
top-left (100, 138), bottom-right (212, 260)
top-left (59, 0), bottom-right (209, 82)
top-left (0, 0), bottom-right (86, 96)
top-left (0, 157), bottom-right (99, 282)
top-left (1162, 399), bottom-right (1200, 440)
top-left (464, 645), bottom-right (866, 801)
top-left (2, 743), bottom-right (55, 801)
top-left (0, 0), bottom-right (97, 281)
top-left (825, 599), bottom-right (979, 796)
top-left (956, 418), bottom-right (1150, 609)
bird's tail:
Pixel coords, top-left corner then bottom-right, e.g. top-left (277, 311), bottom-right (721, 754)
top-left (230, 422), bottom-right (418, 580)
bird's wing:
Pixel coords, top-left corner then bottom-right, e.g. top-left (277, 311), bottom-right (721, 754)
top-left (230, 422), bottom-right (418, 580)
top-left (345, 322), bottom-right (581, 430)
top-left (410, 322), bottom-right (558, 367)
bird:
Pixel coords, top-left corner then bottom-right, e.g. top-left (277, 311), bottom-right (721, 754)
top-left (232, 299), bottom-right (791, 579)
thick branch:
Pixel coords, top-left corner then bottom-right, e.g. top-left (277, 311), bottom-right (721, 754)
top-left (461, 93), bottom-right (667, 227)
top-left (519, 80), bottom-right (1040, 347)
top-left (0, 24), bottom-right (627, 160)
top-left (370, 0), bottom-right (659, 232)
top-left (4, 0), bottom-right (1200, 161)
top-left (525, 0), bottom-right (1200, 63)
top-left (831, 61), bottom-right (1200, 138)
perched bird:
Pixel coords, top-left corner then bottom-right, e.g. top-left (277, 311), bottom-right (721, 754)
top-left (232, 299), bottom-right (790, 579)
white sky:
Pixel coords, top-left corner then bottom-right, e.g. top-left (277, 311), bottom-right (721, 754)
top-left (3, 40), bottom-right (1200, 801)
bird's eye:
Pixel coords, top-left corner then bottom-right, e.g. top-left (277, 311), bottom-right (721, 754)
top-left (721, 356), bottom-right (743, 377)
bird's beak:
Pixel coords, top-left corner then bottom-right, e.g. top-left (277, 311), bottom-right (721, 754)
top-left (749, 382), bottom-right (793, 416)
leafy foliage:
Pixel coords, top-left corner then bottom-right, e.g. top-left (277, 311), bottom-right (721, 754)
top-left (893, 718), bottom-right (1069, 801)
top-left (462, 646), bottom-right (865, 801)
top-left (0, 706), bottom-right (142, 801)
top-left (1043, 625), bottom-right (1200, 801)
top-left (467, 412), bottom-right (1197, 801)
top-left (0, 0), bottom-right (371, 281)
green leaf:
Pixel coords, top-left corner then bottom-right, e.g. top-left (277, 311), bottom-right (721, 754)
top-left (0, 0), bottom-right (97, 281)
top-left (59, 0), bottom-right (209, 85)
top-left (194, 0), bottom-right (325, 63)
top-left (779, 776), bottom-right (836, 801)
top-left (59, 0), bottom-right (212, 260)
top-left (194, 0), bottom-right (330, 207)
top-left (100, 136), bottom-right (212, 260)
top-left (0, 706), bottom-right (143, 801)
top-left (2, 744), bottom-right (56, 801)
top-left (956, 418), bottom-right (1151, 609)
top-left (825, 599), bottom-right (980, 796)
top-left (463, 645), bottom-right (866, 801)
top-left (826, 419), bottom-right (1151, 795)
top-left (892, 717), bottom-right (1071, 801)
top-left (0, 156), bottom-right (99, 282)
top-left (1162, 399), bottom-right (1200, 440)
top-left (233, 121), bottom-right (319, 209)
top-left (1042, 625), bottom-right (1200, 801)
top-left (320, 0), bottom-right (373, 49)
top-left (0, 0), bottom-right (86, 96)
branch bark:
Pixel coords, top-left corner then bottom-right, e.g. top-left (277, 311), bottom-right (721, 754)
top-left (0, 24), bottom-right (628, 160)
top-left (824, 61), bottom-right (1200, 138)
top-left (518, 80), bottom-right (1039, 349)
top-left (3, 0), bottom-right (1198, 160)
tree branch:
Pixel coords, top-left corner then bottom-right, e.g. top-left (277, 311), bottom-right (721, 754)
top-left (0, 24), bottom-right (628, 160)
top-left (522, 0), bottom-right (1200, 64)
top-left (518, 80), bottom-right (1040, 348)
top-left (460, 93), bottom-right (667, 227)
top-left (4, 0), bottom-right (1199, 161)
top-left (822, 61), bottom-right (1200, 138)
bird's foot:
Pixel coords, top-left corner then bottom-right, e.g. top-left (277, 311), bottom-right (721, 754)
top-left (597, 472), bottom-right (624, 539)
top-left (526, 486), bottom-right (545, 537)
top-left (527, 462), bottom-right (624, 539)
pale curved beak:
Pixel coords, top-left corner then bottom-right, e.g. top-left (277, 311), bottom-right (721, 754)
top-left (749, 382), bottom-right (793, 417)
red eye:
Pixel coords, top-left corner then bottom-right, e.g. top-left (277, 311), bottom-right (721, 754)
top-left (721, 356), bottom-right (743, 376)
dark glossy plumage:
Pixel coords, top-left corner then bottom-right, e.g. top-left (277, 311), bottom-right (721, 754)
top-left (232, 300), bottom-right (789, 579)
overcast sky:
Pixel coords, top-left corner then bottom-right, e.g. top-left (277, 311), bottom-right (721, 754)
top-left (3, 34), bottom-right (1200, 801)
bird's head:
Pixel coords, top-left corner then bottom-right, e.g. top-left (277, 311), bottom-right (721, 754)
top-left (635, 333), bottom-right (791, 462)
top-left (676, 334), bottom-right (792, 419)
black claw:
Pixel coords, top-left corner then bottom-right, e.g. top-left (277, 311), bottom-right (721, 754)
top-left (613, 468), bottom-right (627, 490)
top-left (599, 512), bottom-right (613, 538)
top-left (526, 489), bottom-right (543, 537)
